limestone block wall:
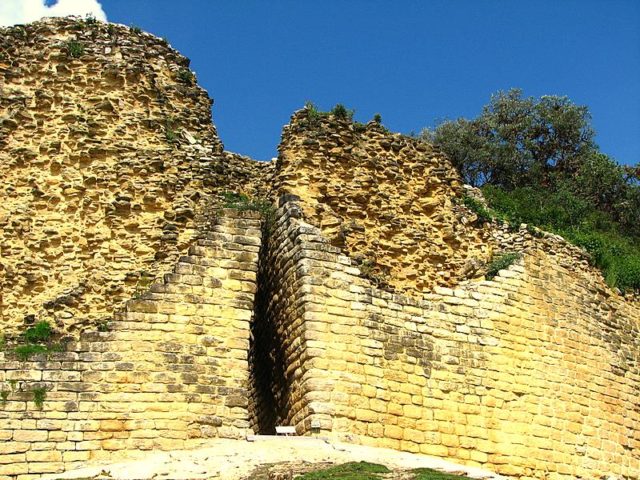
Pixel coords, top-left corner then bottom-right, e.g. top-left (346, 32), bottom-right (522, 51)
top-left (267, 199), bottom-right (640, 480)
top-left (248, 200), bottom-right (322, 434)
top-left (0, 210), bottom-right (261, 479)
top-left (275, 109), bottom-right (492, 295)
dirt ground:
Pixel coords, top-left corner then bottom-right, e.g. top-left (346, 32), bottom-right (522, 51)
top-left (43, 437), bottom-right (506, 480)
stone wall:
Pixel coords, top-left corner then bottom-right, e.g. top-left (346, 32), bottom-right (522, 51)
top-left (248, 199), bottom-right (335, 435)
top-left (0, 209), bottom-right (261, 479)
top-left (0, 17), bottom-right (271, 335)
top-left (2, 17), bottom-right (639, 480)
top-left (264, 199), bottom-right (640, 480)
top-left (275, 109), bottom-right (492, 295)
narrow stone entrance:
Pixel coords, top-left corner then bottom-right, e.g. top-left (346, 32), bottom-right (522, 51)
top-left (247, 217), bottom-right (287, 434)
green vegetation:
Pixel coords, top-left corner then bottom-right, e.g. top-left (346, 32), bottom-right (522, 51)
top-left (304, 101), bottom-right (357, 124)
top-left (24, 321), bottom-right (52, 344)
top-left (331, 104), bottom-right (355, 121)
top-left (356, 259), bottom-right (389, 288)
top-left (220, 192), bottom-right (275, 224)
top-left (483, 185), bottom-right (640, 290)
top-left (373, 113), bottom-right (382, 124)
top-left (304, 101), bottom-right (328, 123)
top-left (165, 128), bottom-right (179, 144)
top-left (296, 462), bottom-right (389, 480)
top-left (293, 463), bottom-right (473, 480)
top-left (164, 117), bottom-right (180, 145)
top-left (177, 68), bottom-right (195, 85)
top-left (14, 344), bottom-right (48, 361)
top-left (425, 88), bottom-right (640, 292)
top-left (461, 195), bottom-right (493, 225)
top-left (84, 14), bottom-right (98, 26)
top-left (130, 25), bottom-right (142, 34)
top-left (97, 320), bottom-right (111, 332)
top-left (65, 40), bottom-right (85, 58)
top-left (0, 389), bottom-right (9, 406)
top-left (75, 14), bottom-right (98, 29)
top-left (411, 468), bottom-right (473, 480)
top-left (7, 321), bottom-right (64, 361)
top-left (132, 272), bottom-right (154, 300)
top-left (485, 252), bottom-right (522, 280)
top-left (31, 386), bottom-right (47, 410)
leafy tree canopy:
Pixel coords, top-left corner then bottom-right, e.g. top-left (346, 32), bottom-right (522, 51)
top-left (421, 88), bottom-right (640, 291)
top-left (421, 89), bottom-right (597, 188)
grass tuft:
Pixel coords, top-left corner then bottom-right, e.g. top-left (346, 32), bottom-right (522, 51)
top-left (65, 40), bottom-right (84, 58)
top-left (296, 462), bottom-right (390, 480)
top-left (485, 252), bottom-right (521, 280)
top-left (411, 468), bottom-right (474, 480)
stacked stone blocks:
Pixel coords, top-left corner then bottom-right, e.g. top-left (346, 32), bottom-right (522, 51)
top-left (262, 200), bottom-right (639, 480)
top-left (0, 209), bottom-right (261, 479)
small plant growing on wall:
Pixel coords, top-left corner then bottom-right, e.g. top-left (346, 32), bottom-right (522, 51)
top-left (219, 191), bottom-right (275, 231)
top-left (65, 40), bottom-right (85, 58)
top-left (23, 321), bottom-right (52, 343)
top-left (485, 252), bottom-right (522, 280)
top-left (97, 320), bottom-right (111, 332)
top-left (177, 68), bottom-right (195, 85)
top-left (31, 386), bottom-right (47, 410)
top-left (132, 272), bottom-right (154, 299)
top-left (356, 258), bottom-right (390, 289)
top-left (164, 116), bottom-right (180, 145)
top-left (303, 101), bottom-right (329, 126)
top-left (331, 103), bottom-right (354, 121)
top-left (84, 14), bottom-right (98, 26)
top-left (12, 321), bottom-right (64, 361)
top-left (74, 14), bottom-right (98, 29)
top-left (0, 389), bottom-right (9, 407)
top-left (461, 195), bottom-right (494, 224)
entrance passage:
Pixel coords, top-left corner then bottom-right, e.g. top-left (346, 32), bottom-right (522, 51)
top-left (247, 225), bottom-right (289, 434)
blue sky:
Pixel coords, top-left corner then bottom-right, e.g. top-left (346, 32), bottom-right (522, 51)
top-left (98, 1), bottom-right (639, 164)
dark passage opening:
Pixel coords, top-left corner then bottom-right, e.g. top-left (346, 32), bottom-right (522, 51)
top-left (248, 220), bottom-right (288, 434)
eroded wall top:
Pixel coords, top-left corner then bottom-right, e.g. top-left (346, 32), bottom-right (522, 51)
top-left (275, 109), bottom-right (493, 295)
top-left (0, 17), bottom-right (272, 334)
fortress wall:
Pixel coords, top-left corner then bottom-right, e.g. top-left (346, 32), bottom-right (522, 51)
top-left (270, 200), bottom-right (640, 480)
top-left (275, 110), bottom-right (492, 296)
top-left (248, 200), bottom-right (326, 434)
top-left (0, 18), bottom-right (271, 336)
top-left (0, 210), bottom-right (261, 479)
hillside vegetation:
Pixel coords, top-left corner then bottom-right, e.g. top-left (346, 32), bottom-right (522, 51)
top-left (422, 89), bottom-right (640, 292)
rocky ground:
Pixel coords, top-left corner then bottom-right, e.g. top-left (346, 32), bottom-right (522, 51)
top-left (43, 437), bottom-right (505, 480)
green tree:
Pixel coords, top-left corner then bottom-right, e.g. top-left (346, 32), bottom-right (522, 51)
top-left (422, 89), bottom-right (640, 291)
top-left (423, 89), bottom-right (595, 188)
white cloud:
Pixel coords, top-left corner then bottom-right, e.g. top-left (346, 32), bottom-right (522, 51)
top-left (0, 0), bottom-right (107, 27)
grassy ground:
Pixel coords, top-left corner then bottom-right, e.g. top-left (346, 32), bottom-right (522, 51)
top-left (411, 467), bottom-right (475, 480)
top-left (295, 462), bottom-right (389, 479)
top-left (293, 462), bottom-right (475, 480)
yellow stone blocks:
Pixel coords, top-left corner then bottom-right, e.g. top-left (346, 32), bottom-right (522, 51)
top-left (269, 200), bottom-right (640, 480)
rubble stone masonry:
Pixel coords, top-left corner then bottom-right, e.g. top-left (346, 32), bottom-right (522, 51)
top-left (276, 110), bottom-right (493, 295)
top-left (0, 18), bottom-right (271, 335)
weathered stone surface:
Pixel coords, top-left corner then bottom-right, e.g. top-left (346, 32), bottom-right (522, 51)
top-left (275, 109), bottom-right (492, 295)
top-left (0, 17), bottom-right (272, 336)
top-left (0, 209), bottom-right (262, 476)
